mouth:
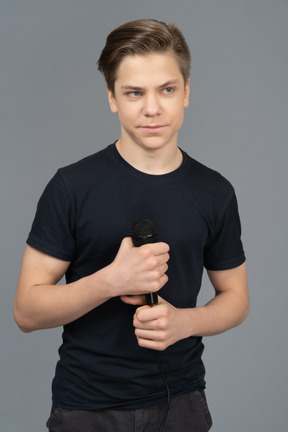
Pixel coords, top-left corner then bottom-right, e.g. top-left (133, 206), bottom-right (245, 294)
top-left (140, 125), bottom-right (167, 133)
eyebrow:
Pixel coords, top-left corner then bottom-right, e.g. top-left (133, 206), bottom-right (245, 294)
top-left (120, 79), bottom-right (180, 92)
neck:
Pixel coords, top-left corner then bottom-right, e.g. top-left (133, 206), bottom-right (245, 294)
top-left (115, 139), bottom-right (183, 175)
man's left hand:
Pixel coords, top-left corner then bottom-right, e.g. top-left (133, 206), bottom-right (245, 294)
top-left (132, 298), bottom-right (185, 351)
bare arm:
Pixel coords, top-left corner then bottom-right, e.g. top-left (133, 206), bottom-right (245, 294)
top-left (193, 262), bottom-right (249, 336)
top-left (14, 246), bottom-right (111, 332)
top-left (14, 239), bottom-right (170, 333)
top-left (130, 262), bottom-right (249, 350)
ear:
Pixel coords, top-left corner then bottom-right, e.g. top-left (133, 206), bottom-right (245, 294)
top-left (107, 87), bottom-right (118, 114)
top-left (184, 78), bottom-right (190, 108)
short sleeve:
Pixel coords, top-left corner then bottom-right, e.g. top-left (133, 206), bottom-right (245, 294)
top-left (204, 193), bottom-right (246, 271)
top-left (27, 170), bottom-right (76, 261)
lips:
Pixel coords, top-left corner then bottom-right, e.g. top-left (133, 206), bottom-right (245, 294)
top-left (140, 125), bottom-right (167, 133)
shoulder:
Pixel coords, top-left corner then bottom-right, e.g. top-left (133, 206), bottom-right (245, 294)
top-left (184, 152), bottom-right (234, 199)
top-left (38, 145), bottom-right (116, 206)
top-left (58, 145), bottom-right (113, 183)
top-left (182, 152), bottom-right (237, 228)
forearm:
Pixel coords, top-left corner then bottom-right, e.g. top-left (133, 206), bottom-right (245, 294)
top-left (14, 239), bottom-right (170, 333)
top-left (132, 263), bottom-right (249, 350)
top-left (182, 289), bottom-right (249, 338)
top-left (133, 288), bottom-right (249, 351)
top-left (14, 266), bottom-right (112, 332)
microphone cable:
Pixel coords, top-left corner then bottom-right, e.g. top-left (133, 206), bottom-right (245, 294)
top-left (154, 350), bottom-right (171, 432)
top-left (130, 219), bottom-right (171, 431)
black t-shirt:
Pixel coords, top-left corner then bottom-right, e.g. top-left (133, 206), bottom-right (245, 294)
top-left (27, 143), bottom-right (245, 410)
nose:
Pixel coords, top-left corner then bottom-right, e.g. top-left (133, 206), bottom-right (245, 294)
top-left (142, 93), bottom-right (161, 117)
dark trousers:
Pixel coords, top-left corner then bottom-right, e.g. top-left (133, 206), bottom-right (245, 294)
top-left (46, 390), bottom-right (212, 432)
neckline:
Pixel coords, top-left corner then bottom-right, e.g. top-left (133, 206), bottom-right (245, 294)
top-left (109, 142), bottom-right (189, 184)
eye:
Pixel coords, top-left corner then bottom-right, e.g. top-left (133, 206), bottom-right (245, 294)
top-left (127, 91), bottom-right (142, 98)
top-left (162, 87), bottom-right (175, 95)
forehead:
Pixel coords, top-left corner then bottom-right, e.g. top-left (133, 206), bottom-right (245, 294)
top-left (114, 52), bottom-right (184, 87)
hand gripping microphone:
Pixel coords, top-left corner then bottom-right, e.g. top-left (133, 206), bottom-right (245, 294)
top-left (130, 219), bottom-right (159, 306)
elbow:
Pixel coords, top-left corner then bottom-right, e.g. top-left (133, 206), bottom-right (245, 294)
top-left (244, 302), bottom-right (250, 322)
top-left (17, 324), bottom-right (33, 334)
top-left (238, 297), bottom-right (250, 326)
top-left (13, 302), bottom-right (35, 333)
top-left (14, 318), bottom-right (34, 334)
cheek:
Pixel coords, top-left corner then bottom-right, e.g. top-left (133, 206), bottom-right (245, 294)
top-left (171, 106), bottom-right (185, 126)
top-left (118, 105), bottom-right (138, 124)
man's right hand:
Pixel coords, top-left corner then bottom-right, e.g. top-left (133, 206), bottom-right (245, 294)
top-left (108, 237), bottom-right (170, 299)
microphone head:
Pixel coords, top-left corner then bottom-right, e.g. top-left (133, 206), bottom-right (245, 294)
top-left (131, 219), bottom-right (158, 247)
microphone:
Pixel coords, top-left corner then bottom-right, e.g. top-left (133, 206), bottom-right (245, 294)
top-left (130, 219), bottom-right (159, 306)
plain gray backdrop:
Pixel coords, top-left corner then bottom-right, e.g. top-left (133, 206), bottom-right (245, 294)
top-left (1, 0), bottom-right (287, 431)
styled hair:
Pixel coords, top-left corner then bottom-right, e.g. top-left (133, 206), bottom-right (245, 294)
top-left (97, 19), bottom-right (191, 94)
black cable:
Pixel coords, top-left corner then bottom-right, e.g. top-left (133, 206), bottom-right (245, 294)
top-left (154, 350), bottom-right (171, 432)
top-left (130, 221), bottom-right (170, 429)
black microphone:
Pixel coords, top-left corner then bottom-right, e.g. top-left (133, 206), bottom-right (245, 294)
top-left (130, 219), bottom-right (159, 306)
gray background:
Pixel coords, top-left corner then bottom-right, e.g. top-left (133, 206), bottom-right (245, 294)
top-left (1, 0), bottom-right (287, 431)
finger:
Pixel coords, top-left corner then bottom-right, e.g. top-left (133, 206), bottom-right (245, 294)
top-left (119, 236), bottom-right (134, 250)
top-left (134, 302), bottom-right (168, 323)
top-left (153, 262), bottom-right (169, 277)
top-left (159, 262), bottom-right (169, 276)
top-left (133, 312), bottom-right (157, 330)
top-left (154, 242), bottom-right (170, 255)
top-left (138, 242), bottom-right (170, 256)
top-left (120, 295), bottom-right (146, 306)
top-left (135, 328), bottom-right (163, 341)
top-left (158, 273), bottom-right (169, 289)
top-left (136, 335), bottom-right (167, 351)
top-left (155, 252), bottom-right (170, 266)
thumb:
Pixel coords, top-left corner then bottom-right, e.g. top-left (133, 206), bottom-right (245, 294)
top-left (119, 236), bottom-right (133, 249)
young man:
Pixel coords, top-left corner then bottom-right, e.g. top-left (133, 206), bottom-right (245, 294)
top-left (14, 19), bottom-right (249, 432)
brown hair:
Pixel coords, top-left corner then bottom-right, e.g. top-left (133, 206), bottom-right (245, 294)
top-left (97, 19), bottom-right (191, 94)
